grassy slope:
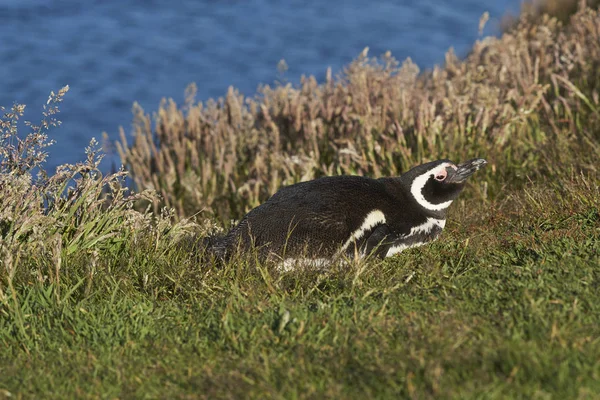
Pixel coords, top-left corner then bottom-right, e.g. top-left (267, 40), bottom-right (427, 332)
top-left (1, 176), bottom-right (598, 399)
top-left (2, 4), bottom-right (600, 399)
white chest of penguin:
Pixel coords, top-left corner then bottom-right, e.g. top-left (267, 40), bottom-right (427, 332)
top-left (383, 216), bottom-right (446, 257)
top-left (279, 213), bottom-right (446, 271)
top-left (340, 210), bottom-right (446, 256)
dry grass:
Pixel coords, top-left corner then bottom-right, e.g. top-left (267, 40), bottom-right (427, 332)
top-left (118, 5), bottom-right (600, 223)
top-left (0, 91), bottom-right (199, 306)
top-left (502, 0), bottom-right (600, 28)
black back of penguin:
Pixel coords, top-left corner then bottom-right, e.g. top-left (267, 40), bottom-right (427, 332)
top-left (208, 158), bottom-right (487, 262)
top-left (218, 176), bottom-right (411, 259)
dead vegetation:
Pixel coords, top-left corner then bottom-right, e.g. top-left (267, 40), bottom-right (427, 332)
top-left (118, 5), bottom-right (599, 223)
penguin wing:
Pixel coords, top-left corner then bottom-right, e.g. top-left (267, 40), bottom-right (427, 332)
top-left (347, 219), bottom-right (419, 259)
top-left (362, 224), bottom-right (394, 258)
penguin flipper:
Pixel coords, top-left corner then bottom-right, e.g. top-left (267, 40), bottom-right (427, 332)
top-left (344, 224), bottom-right (393, 259)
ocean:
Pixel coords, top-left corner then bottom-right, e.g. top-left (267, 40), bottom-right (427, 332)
top-left (0, 0), bottom-right (521, 171)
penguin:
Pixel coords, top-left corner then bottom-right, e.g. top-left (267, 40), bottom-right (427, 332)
top-left (206, 158), bottom-right (487, 267)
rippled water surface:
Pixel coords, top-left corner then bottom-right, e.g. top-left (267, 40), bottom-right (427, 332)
top-left (1, 0), bottom-right (520, 170)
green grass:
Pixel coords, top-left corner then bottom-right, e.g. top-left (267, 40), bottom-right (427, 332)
top-left (2, 4), bottom-right (600, 398)
top-left (1, 176), bottom-right (599, 399)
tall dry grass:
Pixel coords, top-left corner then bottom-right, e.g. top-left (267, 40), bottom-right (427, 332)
top-left (0, 88), bottom-right (194, 304)
top-left (502, 0), bottom-right (600, 28)
top-left (117, 5), bottom-right (600, 223)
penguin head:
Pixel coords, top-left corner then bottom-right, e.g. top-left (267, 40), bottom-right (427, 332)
top-left (402, 158), bottom-right (487, 213)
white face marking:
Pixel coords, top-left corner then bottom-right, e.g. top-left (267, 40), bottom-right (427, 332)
top-left (385, 218), bottom-right (445, 257)
top-left (341, 209), bottom-right (386, 252)
top-left (410, 163), bottom-right (455, 211)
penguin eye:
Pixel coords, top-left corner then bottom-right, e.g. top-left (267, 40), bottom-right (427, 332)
top-left (434, 169), bottom-right (448, 182)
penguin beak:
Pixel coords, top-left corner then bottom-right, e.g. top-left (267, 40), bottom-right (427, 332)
top-left (446, 158), bottom-right (487, 183)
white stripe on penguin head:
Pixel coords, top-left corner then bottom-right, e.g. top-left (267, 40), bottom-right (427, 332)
top-left (410, 163), bottom-right (455, 211)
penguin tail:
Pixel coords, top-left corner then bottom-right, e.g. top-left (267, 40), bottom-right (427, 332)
top-left (174, 232), bottom-right (230, 265)
top-left (200, 234), bottom-right (230, 260)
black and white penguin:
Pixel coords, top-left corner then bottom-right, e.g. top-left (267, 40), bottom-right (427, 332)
top-left (206, 158), bottom-right (487, 267)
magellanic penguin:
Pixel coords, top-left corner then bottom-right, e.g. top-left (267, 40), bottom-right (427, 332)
top-left (206, 158), bottom-right (487, 268)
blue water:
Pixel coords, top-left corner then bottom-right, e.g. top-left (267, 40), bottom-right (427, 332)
top-left (1, 0), bottom-right (520, 172)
